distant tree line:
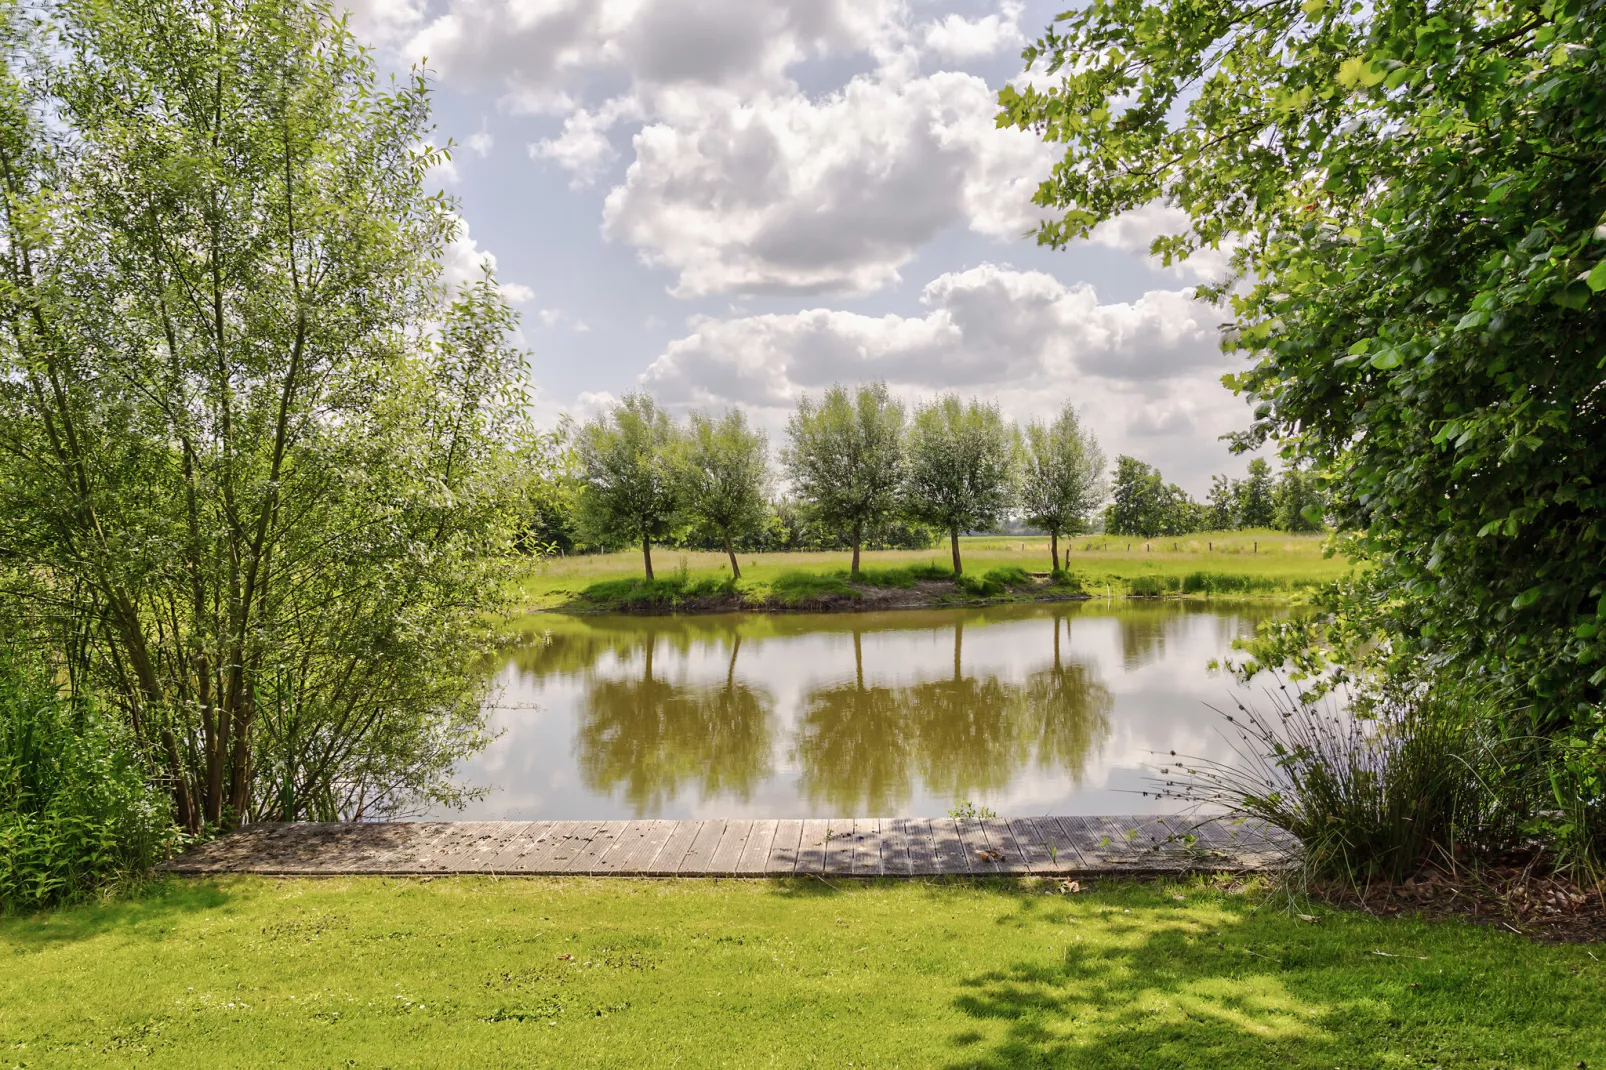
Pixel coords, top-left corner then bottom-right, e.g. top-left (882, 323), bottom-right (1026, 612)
top-left (531, 385), bottom-right (1109, 578)
top-left (1103, 456), bottom-right (1327, 538)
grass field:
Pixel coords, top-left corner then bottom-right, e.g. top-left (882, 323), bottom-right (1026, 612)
top-left (514, 530), bottom-right (1355, 611)
top-left (2, 875), bottom-right (1598, 1069)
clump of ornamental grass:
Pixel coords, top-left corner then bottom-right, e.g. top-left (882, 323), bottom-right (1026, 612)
top-left (1159, 679), bottom-right (1523, 885)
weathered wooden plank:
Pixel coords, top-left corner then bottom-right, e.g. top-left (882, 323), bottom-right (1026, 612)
top-left (979, 817), bottom-right (1032, 874)
top-left (678, 819), bottom-right (728, 875)
top-left (479, 821), bottom-right (556, 871)
top-left (593, 820), bottom-right (674, 874)
top-left (735, 820), bottom-right (778, 875)
top-left (457, 822), bottom-right (528, 872)
top-left (563, 820), bottom-right (631, 874)
top-left (646, 820), bottom-right (703, 876)
top-left (420, 822), bottom-right (512, 872)
top-left (900, 818), bottom-right (938, 875)
top-left (956, 818), bottom-right (1001, 874)
top-left (794, 820), bottom-right (831, 875)
top-left (881, 819), bottom-right (913, 876)
top-left (823, 820), bottom-right (856, 876)
top-left (928, 817), bottom-right (970, 874)
top-left (1012, 816), bottom-right (1085, 874)
top-left (164, 816), bottom-right (1296, 877)
top-left (850, 819), bottom-right (885, 876)
top-left (528, 820), bottom-right (605, 873)
top-left (707, 820), bottom-right (754, 875)
top-left (765, 820), bottom-right (804, 875)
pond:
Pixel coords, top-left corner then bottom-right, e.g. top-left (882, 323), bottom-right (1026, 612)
top-left (439, 601), bottom-right (1287, 821)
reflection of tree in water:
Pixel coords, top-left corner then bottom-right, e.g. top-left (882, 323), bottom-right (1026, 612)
top-left (576, 635), bottom-right (772, 815)
top-left (795, 617), bottom-right (1111, 813)
top-left (1023, 614), bottom-right (1112, 780)
top-left (791, 630), bottom-right (921, 815)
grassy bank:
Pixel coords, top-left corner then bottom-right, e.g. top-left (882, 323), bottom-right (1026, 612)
top-left (514, 531), bottom-right (1353, 612)
top-left (2, 875), bottom-right (1598, 1068)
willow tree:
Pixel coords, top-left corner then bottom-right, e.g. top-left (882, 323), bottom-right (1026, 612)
top-left (679, 408), bottom-right (769, 579)
top-left (0, 0), bottom-right (528, 828)
top-left (902, 395), bottom-right (1016, 575)
top-left (575, 393), bottom-right (681, 579)
top-left (782, 382), bottom-right (905, 577)
top-left (1018, 404), bottom-right (1106, 569)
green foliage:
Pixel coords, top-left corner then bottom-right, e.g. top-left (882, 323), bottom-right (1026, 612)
top-left (1234, 460), bottom-right (1278, 529)
top-left (1018, 404), bottom-right (1106, 551)
top-left (1180, 572), bottom-right (1286, 595)
top-left (981, 566), bottom-right (1033, 589)
top-left (581, 572), bottom-right (739, 609)
top-left (946, 799), bottom-right (998, 820)
top-left (0, 655), bottom-right (176, 910)
top-left (1275, 466), bottom-right (1327, 533)
top-left (676, 409), bottom-right (770, 578)
top-left (852, 563), bottom-right (953, 588)
top-left (1127, 576), bottom-right (1175, 597)
top-left (1168, 682), bottom-right (1517, 883)
top-left (782, 383), bottom-right (905, 573)
top-left (1049, 569), bottom-right (1084, 592)
top-left (1004, 0), bottom-right (1606, 859)
top-left (0, 0), bottom-right (521, 828)
top-left (768, 571), bottom-right (857, 603)
top-left (1105, 457), bottom-right (1169, 537)
top-left (902, 395), bottom-right (1016, 574)
top-left (575, 394), bottom-right (682, 578)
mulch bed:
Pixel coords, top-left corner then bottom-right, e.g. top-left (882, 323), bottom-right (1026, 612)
top-left (1311, 855), bottom-right (1606, 943)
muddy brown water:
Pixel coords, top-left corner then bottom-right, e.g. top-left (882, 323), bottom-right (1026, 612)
top-left (434, 600), bottom-right (1288, 821)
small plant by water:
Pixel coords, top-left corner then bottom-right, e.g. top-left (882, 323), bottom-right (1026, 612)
top-left (947, 799), bottom-right (997, 820)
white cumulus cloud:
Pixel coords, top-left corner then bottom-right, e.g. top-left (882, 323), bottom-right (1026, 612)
top-left (603, 72), bottom-right (1055, 297)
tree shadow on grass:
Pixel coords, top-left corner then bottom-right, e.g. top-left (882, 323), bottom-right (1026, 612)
top-left (937, 888), bottom-right (1603, 1070)
top-left (0, 878), bottom-right (232, 950)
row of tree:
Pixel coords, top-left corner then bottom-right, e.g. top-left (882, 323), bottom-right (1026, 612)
top-left (1105, 457), bottom-right (1326, 538)
top-left (570, 386), bottom-right (1107, 579)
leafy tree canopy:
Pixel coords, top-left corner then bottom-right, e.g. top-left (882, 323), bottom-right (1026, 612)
top-left (902, 395), bottom-right (1017, 574)
top-left (782, 382), bottom-right (905, 576)
top-left (575, 393), bottom-right (681, 580)
top-left (1001, 0), bottom-right (1606, 728)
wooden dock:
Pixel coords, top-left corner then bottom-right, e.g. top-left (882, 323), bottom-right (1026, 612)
top-left (163, 815), bottom-right (1296, 877)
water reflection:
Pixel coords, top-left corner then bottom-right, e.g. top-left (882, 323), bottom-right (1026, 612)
top-left (454, 601), bottom-right (1286, 820)
top-left (577, 635), bottom-right (773, 812)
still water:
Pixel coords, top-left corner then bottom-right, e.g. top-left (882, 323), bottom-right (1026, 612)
top-left (441, 601), bottom-right (1284, 820)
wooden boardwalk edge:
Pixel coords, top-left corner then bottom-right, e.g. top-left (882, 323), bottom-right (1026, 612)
top-left (162, 816), bottom-right (1298, 877)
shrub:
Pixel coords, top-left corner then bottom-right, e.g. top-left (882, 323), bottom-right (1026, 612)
top-left (0, 657), bottom-right (177, 911)
top-left (954, 573), bottom-right (1003, 597)
top-left (1128, 575), bottom-right (1179, 597)
top-left (981, 566), bottom-right (1032, 589)
top-left (1165, 681), bottom-right (1521, 882)
top-left (582, 572), bottom-right (738, 607)
top-left (1049, 569), bottom-right (1083, 592)
top-left (1180, 571), bottom-right (1299, 595)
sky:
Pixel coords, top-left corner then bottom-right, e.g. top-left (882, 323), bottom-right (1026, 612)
top-left (346, 0), bottom-right (1263, 496)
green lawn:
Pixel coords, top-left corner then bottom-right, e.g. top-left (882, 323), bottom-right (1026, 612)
top-left (516, 531), bottom-right (1354, 610)
top-left (3, 876), bottom-right (1598, 1068)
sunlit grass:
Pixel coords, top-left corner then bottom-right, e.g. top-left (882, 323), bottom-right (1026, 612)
top-left (2, 875), bottom-right (1598, 1068)
top-left (512, 531), bottom-right (1352, 610)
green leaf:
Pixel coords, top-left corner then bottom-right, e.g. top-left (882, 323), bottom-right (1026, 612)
top-left (1553, 281), bottom-right (1591, 310)
top-left (1586, 260), bottom-right (1606, 293)
top-left (1369, 348), bottom-right (1403, 370)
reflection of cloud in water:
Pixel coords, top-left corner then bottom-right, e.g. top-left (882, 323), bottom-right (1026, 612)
top-left (442, 601), bottom-right (1287, 820)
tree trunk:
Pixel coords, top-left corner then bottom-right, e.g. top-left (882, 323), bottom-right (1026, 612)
top-left (1050, 530), bottom-right (1059, 572)
top-left (950, 528), bottom-right (962, 575)
top-left (851, 521), bottom-right (862, 577)
top-left (725, 534), bottom-right (741, 580)
top-left (643, 535), bottom-right (654, 580)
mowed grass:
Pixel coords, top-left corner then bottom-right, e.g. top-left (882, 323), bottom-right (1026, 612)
top-left (1, 876), bottom-right (1598, 1069)
top-left (515, 530), bottom-right (1353, 609)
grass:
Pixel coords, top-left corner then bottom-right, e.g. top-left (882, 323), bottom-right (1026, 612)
top-left (2, 875), bottom-right (1600, 1068)
top-left (517, 531), bottom-right (1353, 612)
